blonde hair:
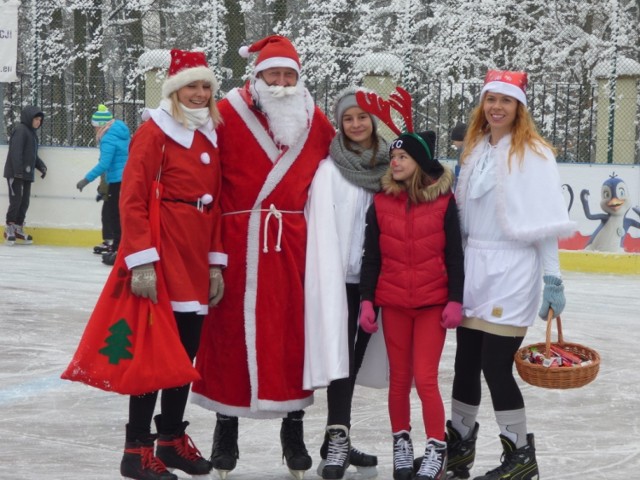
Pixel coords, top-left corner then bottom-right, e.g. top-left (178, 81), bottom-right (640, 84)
top-left (393, 163), bottom-right (436, 204)
top-left (460, 96), bottom-right (555, 170)
top-left (168, 91), bottom-right (221, 129)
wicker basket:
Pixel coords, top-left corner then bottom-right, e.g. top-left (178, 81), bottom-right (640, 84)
top-left (515, 313), bottom-right (600, 389)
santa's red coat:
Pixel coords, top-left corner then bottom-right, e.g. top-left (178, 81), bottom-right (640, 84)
top-left (119, 112), bottom-right (225, 313)
top-left (192, 86), bottom-right (334, 417)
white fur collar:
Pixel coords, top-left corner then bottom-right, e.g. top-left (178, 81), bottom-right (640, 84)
top-left (141, 107), bottom-right (217, 148)
top-left (457, 135), bottom-right (576, 242)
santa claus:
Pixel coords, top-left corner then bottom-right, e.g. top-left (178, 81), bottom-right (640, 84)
top-left (191, 35), bottom-right (335, 479)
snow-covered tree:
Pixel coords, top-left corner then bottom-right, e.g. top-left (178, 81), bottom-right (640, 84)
top-left (3, 0), bottom-right (638, 159)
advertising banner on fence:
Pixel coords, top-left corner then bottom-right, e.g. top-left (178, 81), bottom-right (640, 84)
top-left (0, 0), bottom-right (20, 83)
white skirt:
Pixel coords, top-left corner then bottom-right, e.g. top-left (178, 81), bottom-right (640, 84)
top-left (463, 238), bottom-right (541, 328)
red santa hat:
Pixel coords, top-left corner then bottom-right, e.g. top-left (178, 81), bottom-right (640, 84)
top-left (480, 69), bottom-right (528, 107)
top-left (162, 49), bottom-right (219, 99)
top-left (238, 35), bottom-right (301, 75)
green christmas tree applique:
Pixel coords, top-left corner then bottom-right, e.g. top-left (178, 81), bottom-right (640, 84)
top-left (99, 318), bottom-right (134, 364)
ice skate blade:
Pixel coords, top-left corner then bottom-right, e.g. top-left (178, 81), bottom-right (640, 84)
top-left (317, 460), bottom-right (377, 479)
top-left (353, 465), bottom-right (377, 478)
top-left (167, 469), bottom-right (212, 479)
top-left (216, 469), bottom-right (230, 480)
top-left (167, 467), bottom-right (211, 480)
top-left (4, 240), bottom-right (15, 246)
top-left (16, 240), bottom-right (33, 245)
top-left (288, 468), bottom-right (306, 480)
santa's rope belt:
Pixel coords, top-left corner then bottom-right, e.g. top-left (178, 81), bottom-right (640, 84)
top-left (222, 204), bottom-right (303, 253)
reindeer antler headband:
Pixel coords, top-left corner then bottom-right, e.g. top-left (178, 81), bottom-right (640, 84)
top-left (355, 86), bottom-right (432, 161)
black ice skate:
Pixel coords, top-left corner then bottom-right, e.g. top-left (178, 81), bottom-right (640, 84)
top-left (120, 437), bottom-right (177, 480)
top-left (94, 240), bottom-right (114, 254)
top-left (4, 224), bottom-right (16, 246)
top-left (280, 410), bottom-right (312, 480)
top-left (415, 438), bottom-right (447, 480)
top-left (154, 417), bottom-right (212, 477)
top-left (392, 430), bottom-right (414, 480)
top-left (320, 425), bottom-right (350, 479)
top-left (102, 250), bottom-right (117, 265)
top-left (210, 413), bottom-right (239, 480)
top-left (414, 421), bottom-right (479, 479)
top-left (318, 428), bottom-right (378, 478)
top-left (14, 224), bottom-right (33, 244)
top-left (446, 420), bottom-right (478, 479)
top-left (474, 433), bottom-right (539, 480)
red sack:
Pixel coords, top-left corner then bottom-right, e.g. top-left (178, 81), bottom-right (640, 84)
top-left (61, 180), bottom-right (200, 395)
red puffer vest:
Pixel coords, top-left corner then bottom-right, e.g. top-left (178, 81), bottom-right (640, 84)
top-left (373, 191), bottom-right (452, 309)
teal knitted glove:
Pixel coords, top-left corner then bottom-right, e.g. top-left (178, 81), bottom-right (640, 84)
top-left (538, 275), bottom-right (565, 319)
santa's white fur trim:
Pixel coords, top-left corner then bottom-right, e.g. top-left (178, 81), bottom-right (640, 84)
top-left (481, 81), bottom-right (527, 106)
top-left (254, 57), bottom-right (300, 74)
top-left (457, 135), bottom-right (576, 243)
top-left (162, 66), bottom-right (219, 98)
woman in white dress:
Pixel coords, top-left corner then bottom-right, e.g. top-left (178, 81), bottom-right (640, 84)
top-left (446, 69), bottom-right (575, 480)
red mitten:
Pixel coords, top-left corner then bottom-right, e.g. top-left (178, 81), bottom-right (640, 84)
top-left (441, 301), bottom-right (462, 329)
top-left (359, 300), bottom-right (378, 333)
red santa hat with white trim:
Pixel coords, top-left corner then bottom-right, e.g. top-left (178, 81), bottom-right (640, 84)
top-left (238, 35), bottom-right (301, 75)
top-left (162, 49), bottom-right (219, 99)
top-left (481, 69), bottom-right (528, 107)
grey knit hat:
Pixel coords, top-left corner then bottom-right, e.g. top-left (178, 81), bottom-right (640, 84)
top-left (333, 86), bottom-right (377, 132)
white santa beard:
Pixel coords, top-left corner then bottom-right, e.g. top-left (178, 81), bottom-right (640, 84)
top-left (252, 79), bottom-right (310, 147)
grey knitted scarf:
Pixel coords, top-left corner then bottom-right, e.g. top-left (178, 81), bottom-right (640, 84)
top-left (329, 133), bottom-right (390, 192)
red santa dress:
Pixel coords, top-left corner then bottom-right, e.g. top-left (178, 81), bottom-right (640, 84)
top-left (119, 108), bottom-right (226, 313)
top-left (192, 85), bottom-right (334, 417)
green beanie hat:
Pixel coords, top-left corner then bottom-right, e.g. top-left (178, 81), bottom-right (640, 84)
top-left (91, 104), bottom-right (113, 127)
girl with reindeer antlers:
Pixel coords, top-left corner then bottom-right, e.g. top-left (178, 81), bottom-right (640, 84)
top-left (356, 87), bottom-right (464, 480)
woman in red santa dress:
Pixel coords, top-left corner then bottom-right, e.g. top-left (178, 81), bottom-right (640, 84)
top-left (117, 49), bottom-right (226, 480)
top-left (191, 35), bottom-right (334, 480)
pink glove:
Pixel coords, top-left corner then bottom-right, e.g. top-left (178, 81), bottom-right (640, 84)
top-left (441, 301), bottom-right (463, 329)
top-left (359, 300), bottom-right (378, 333)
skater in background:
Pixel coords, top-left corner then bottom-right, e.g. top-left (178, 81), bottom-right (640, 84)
top-left (116, 49), bottom-right (225, 480)
top-left (3, 105), bottom-right (47, 245)
top-left (358, 87), bottom-right (464, 480)
top-left (76, 104), bottom-right (130, 265)
top-left (191, 35), bottom-right (334, 480)
top-left (93, 174), bottom-right (115, 255)
top-left (304, 86), bottom-right (389, 479)
top-left (448, 69), bottom-right (575, 480)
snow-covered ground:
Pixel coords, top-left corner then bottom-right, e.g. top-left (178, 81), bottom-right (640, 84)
top-left (1, 245), bottom-right (638, 479)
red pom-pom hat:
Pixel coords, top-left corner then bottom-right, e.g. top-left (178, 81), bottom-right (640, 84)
top-left (162, 49), bottom-right (219, 99)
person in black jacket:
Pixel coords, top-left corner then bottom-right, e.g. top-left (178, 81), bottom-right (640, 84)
top-left (3, 105), bottom-right (47, 245)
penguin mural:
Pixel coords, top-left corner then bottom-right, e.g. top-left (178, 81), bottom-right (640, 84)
top-left (580, 174), bottom-right (640, 252)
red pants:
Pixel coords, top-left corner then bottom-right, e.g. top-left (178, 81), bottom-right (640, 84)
top-left (382, 305), bottom-right (446, 441)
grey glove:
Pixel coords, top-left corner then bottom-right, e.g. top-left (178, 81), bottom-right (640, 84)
top-left (538, 275), bottom-right (565, 319)
top-left (209, 267), bottom-right (225, 307)
top-left (131, 263), bottom-right (158, 304)
top-left (76, 178), bottom-right (90, 192)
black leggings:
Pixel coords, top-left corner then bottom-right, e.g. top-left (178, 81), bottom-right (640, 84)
top-left (326, 283), bottom-right (373, 427)
top-left (452, 327), bottom-right (525, 412)
top-left (105, 182), bottom-right (122, 249)
top-left (127, 311), bottom-right (203, 440)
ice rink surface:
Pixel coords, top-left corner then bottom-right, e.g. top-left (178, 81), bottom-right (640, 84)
top-left (1, 245), bottom-right (639, 479)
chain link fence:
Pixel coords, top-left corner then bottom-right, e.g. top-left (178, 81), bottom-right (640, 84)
top-left (1, 1), bottom-right (639, 165)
